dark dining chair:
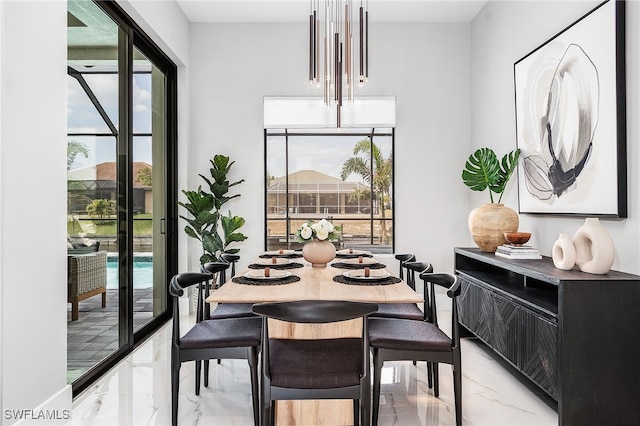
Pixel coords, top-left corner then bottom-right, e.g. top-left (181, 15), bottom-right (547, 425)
top-left (202, 261), bottom-right (255, 320)
top-left (252, 300), bottom-right (379, 426)
top-left (169, 272), bottom-right (261, 426)
top-left (220, 253), bottom-right (240, 279)
top-left (368, 273), bottom-right (462, 426)
top-left (394, 253), bottom-right (415, 280)
top-left (370, 261), bottom-right (433, 321)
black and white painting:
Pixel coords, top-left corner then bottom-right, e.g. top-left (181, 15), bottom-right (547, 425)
top-left (514, 0), bottom-right (626, 217)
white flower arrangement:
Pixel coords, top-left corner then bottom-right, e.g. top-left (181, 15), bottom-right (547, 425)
top-left (296, 218), bottom-right (341, 242)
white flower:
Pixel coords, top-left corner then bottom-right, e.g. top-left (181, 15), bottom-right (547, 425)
top-left (311, 222), bottom-right (323, 232)
top-left (316, 228), bottom-right (329, 240)
top-left (300, 226), bottom-right (313, 240)
top-left (322, 221), bottom-right (334, 233)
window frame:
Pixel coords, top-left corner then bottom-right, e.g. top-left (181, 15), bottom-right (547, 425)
top-left (264, 128), bottom-right (395, 253)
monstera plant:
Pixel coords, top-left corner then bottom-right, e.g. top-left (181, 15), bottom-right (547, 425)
top-left (462, 147), bottom-right (521, 203)
top-left (462, 147), bottom-right (521, 252)
top-left (179, 155), bottom-right (248, 265)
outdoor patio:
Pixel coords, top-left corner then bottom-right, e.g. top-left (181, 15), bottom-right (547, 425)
top-left (67, 288), bottom-right (153, 382)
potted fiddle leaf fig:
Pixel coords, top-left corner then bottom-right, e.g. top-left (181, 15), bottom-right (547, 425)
top-left (179, 155), bottom-right (248, 265)
top-left (462, 147), bottom-right (521, 252)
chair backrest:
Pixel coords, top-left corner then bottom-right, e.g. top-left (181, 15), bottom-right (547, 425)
top-left (200, 262), bottom-right (230, 319)
top-left (202, 261), bottom-right (230, 286)
top-left (169, 272), bottom-right (213, 347)
top-left (404, 261), bottom-right (433, 311)
top-left (253, 300), bottom-right (378, 385)
top-left (403, 260), bottom-right (432, 291)
top-left (418, 272), bottom-right (461, 348)
top-left (253, 300), bottom-right (378, 324)
top-left (394, 253), bottom-right (415, 279)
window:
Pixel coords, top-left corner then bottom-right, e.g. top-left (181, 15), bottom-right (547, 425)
top-left (265, 128), bottom-right (394, 253)
top-left (67, 0), bottom-right (177, 395)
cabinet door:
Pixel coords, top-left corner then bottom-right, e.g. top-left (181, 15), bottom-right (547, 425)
top-left (493, 293), bottom-right (521, 367)
top-left (520, 308), bottom-right (558, 399)
top-left (458, 276), bottom-right (493, 345)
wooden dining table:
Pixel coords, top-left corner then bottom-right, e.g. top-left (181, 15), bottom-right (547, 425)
top-left (206, 250), bottom-right (423, 425)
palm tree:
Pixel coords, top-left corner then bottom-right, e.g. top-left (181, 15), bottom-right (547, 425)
top-left (67, 141), bottom-right (89, 170)
top-left (340, 138), bottom-right (392, 245)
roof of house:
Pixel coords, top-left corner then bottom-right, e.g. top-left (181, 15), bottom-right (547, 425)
top-left (68, 162), bottom-right (152, 188)
top-left (268, 169), bottom-right (366, 193)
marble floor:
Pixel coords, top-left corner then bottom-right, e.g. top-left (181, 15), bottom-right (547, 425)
top-left (69, 300), bottom-right (558, 426)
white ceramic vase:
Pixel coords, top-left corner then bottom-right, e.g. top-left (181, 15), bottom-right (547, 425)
top-left (302, 240), bottom-right (336, 267)
top-left (573, 218), bottom-right (615, 274)
top-left (552, 233), bottom-right (576, 270)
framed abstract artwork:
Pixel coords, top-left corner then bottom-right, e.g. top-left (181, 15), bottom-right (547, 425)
top-left (513, 0), bottom-right (626, 217)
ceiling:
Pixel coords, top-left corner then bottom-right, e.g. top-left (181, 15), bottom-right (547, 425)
top-left (176, 0), bottom-right (489, 23)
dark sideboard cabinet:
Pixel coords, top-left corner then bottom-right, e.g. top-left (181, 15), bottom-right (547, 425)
top-left (454, 247), bottom-right (640, 425)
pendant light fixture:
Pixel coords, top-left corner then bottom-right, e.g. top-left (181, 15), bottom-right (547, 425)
top-left (309, 0), bottom-right (369, 126)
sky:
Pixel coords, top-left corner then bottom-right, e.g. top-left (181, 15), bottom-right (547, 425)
top-left (67, 71), bottom-right (153, 170)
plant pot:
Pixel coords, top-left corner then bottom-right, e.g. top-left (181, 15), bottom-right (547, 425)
top-left (302, 240), bottom-right (336, 267)
top-left (468, 203), bottom-right (519, 252)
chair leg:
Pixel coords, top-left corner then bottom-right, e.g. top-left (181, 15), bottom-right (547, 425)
top-left (101, 291), bottom-right (106, 307)
top-left (433, 362), bottom-right (440, 397)
top-left (204, 360), bottom-right (209, 388)
top-left (427, 362), bottom-right (433, 388)
top-left (372, 350), bottom-right (383, 426)
top-left (453, 355), bottom-right (462, 426)
top-left (171, 357), bottom-right (180, 426)
top-left (353, 399), bottom-right (359, 426)
top-left (248, 348), bottom-right (260, 426)
top-left (195, 360), bottom-right (201, 395)
top-left (71, 299), bottom-right (79, 321)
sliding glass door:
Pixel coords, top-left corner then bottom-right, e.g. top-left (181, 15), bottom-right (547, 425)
top-left (67, 0), bottom-right (177, 394)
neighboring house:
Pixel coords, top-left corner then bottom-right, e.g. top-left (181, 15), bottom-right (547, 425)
top-left (67, 161), bottom-right (153, 214)
top-left (267, 169), bottom-right (373, 216)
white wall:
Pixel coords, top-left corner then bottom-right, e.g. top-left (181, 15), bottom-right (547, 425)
top-left (188, 22), bottom-right (472, 272)
top-left (0, 0), bottom-right (70, 421)
top-left (471, 1), bottom-right (640, 274)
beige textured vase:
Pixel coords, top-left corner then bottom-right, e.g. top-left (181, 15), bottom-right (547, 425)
top-left (573, 218), bottom-right (615, 274)
top-left (468, 203), bottom-right (519, 252)
top-left (302, 240), bottom-right (336, 267)
top-left (552, 232), bottom-right (576, 270)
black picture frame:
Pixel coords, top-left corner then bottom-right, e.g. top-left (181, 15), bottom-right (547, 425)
top-left (513, 0), bottom-right (626, 217)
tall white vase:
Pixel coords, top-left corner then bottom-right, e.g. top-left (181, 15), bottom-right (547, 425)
top-left (552, 233), bottom-right (576, 270)
top-left (573, 218), bottom-right (615, 274)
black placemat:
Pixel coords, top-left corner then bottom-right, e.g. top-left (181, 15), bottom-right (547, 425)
top-left (248, 262), bottom-right (305, 270)
top-left (331, 262), bottom-right (387, 270)
top-left (332, 274), bottom-right (401, 286)
top-left (335, 253), bottom-right (374, 259)
top-left (259, 253), bottom-right (303, 259)
top-left (232, 275), bottom-right (301, 286)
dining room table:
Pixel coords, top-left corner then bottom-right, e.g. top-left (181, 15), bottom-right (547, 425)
top-left (206, 248), bottom-right (423, 425)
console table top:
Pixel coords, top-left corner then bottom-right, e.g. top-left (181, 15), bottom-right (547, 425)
top-left (455, 247), bottom-right (640, 284)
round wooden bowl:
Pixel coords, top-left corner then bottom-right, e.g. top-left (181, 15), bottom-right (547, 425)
top-left (504, 232), bottom-right (531, 246)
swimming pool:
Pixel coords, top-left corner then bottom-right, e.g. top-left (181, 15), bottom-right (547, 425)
top-left (106, 255), bottom-right (153, 289)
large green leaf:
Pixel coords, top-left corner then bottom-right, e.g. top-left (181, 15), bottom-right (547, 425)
top-left (461, 147), bottom-right (520, 203)
top-left (493, 149), bottom-right (521, 203)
